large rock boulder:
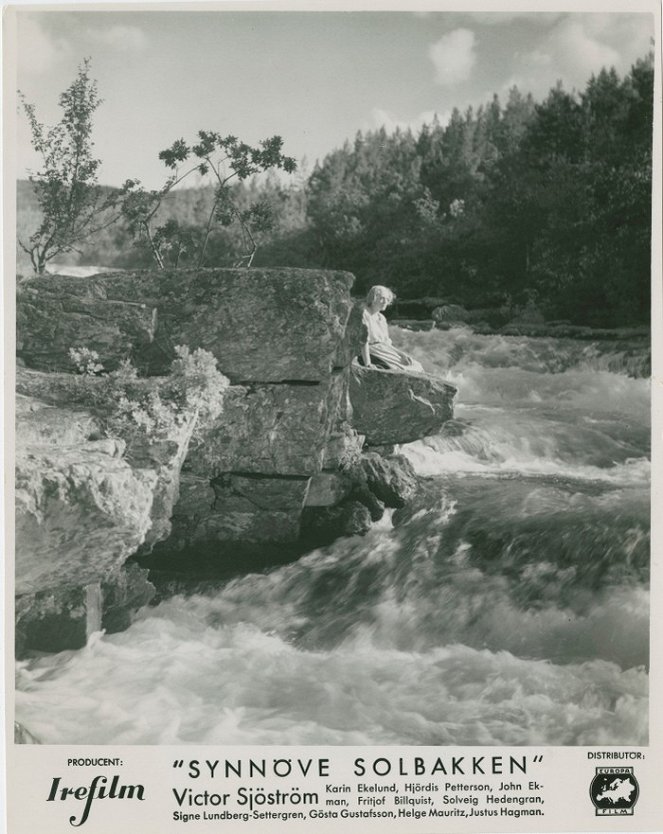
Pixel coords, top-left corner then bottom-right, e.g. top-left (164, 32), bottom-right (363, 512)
top-left (300, 500), bottom-right (374, 546)
top-left (17, 268), bottom-right (359, 381)
top-left (198, 474), bottom-right (311, 544)
top-left (185, 372), bottom-right (347, 477)
top-left (16, 290), bottom-right (157, 373)
top-left (15, 369), bottom-right (196, 570)
top-left (431, 304), bottom-right (469, 324)
top-left (16, 269), bottom-right (364, 562)
top-left (301, 443), bottom-right (419, 547)
top-left (15, 563), bottom-right (155, 657)
top-left (360, 452), bottom-right (418, 507)
top-left (168, 370), bottom-right (348, 546)
top-left (14, 269), bottom-right (459, 615)
top-left (165, 470), bottom-right (312, 548)
top-left (349, 365), bottom-right (457, 445)
top-left (15, 395), bottom-right (156, 595)
top-left (15, 371), bottom-right (194, 652)
top-left (305, 472), bottom-right (353, 507)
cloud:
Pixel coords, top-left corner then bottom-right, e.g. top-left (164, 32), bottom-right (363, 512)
top-left (504, 14), bottom-right (653, 98)
top-left (17, 16), bottom-right (70, 75)
top-left (579, 13), bottom-right (653, 65)
top-left (429, 29), bottom-right (477, 86)
top-left (533, 18), bottom-right (621, 78)
top-left (87, 25), bottom-right (148, 51)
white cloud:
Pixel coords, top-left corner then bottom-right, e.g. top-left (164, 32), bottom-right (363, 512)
top-left (17, 16), bottom-right (70, 75)
top-left (535, 18), bottom-right (621, 78)
top-left (581, 13), bottom-right (653, 66)
top-left (505, 14), bottom-right (652, 98)
top-left (429, 29), bottom-right (477, 86)
top-left (87, 25), bottom-right (148, 51)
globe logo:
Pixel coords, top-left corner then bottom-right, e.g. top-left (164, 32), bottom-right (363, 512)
top-left (590, 768), bottom-right (639, 816)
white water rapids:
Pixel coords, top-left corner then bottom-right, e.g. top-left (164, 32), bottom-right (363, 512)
top-left (16, 327), bottom-right (650, 745)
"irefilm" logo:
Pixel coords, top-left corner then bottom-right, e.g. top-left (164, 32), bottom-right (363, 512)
top-left (47, 774), bottom-right (146, 827)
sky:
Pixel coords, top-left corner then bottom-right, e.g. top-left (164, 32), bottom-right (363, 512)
top-left (11, 7), bottom-right (655, 189)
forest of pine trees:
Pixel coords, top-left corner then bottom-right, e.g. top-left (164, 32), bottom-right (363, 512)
top-left (17, 53), bottom-right (654, 327)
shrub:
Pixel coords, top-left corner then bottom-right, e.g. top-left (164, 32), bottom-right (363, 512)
top-left (68, 347), bottom-right (104, 376)
top-left (68, 345), bottom-right (228, 456)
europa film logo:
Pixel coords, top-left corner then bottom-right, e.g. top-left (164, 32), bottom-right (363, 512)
top-left (589, 767), bottom-right (639, 816)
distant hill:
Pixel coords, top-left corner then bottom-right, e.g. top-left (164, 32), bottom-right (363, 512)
top-left (16, 180), bottom-right (132, 274)
top-left (15, 178), bottom-right (305, 275)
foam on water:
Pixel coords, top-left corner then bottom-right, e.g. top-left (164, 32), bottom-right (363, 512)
top-left (16, 603), bottom-right (648, 746)
top-left (393, 325), bottom-right (650, 379)
top-left (15, 327), bottom-right (651, 746)
top-left (16, 503), bottom-right (649, 745)
top-left (400, 418), bottom-right (650, 483)
top-left (393, 326), bottom-right (649, 484)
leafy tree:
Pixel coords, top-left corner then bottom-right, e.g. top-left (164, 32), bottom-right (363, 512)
top-left (479, 56), bottom-right (653, 324)
top-left (307, 129), bottom-right (435, 291)
top-left (15, 51), bottom-right (653, 326)
top-left (122, 133), bottom-right (297, 269)
top-left (18, 59), bottom-right (128, 274)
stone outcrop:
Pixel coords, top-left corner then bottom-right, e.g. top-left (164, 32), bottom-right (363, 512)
top-left (17, 268), bottom-right (362, 554)
top-left (17, 268), bottom-right (358, 380)
top-left (349, 364), bottom-right (457, 446)
top-left (360, 452), bottom-right (418, 507)
top-left (17, 292), bottom-right (157, 373)
top-left (431, 304), bottom-right (469, 325)
top-left (300, 447), bottom-right (419, 546)
top-left (15, 268), bottom-right (457, 652)
top-left (15, 562), bottom-right (155, 656)
top-left (185, 375), bottom-right (347, 477)
top-left (300, 499), bottom-right (374, 545)
top-left (15, 370), bottom-right (193, 654)
top-left (16, 392), bottom-right (152, 596)
top-left (163, 376), bottom-right (349, 547)
top-left (166, 471), bottom-right (311, 549)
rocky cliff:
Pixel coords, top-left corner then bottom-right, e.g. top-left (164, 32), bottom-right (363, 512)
top-left (15, 369), bottom-right (195, 652)
top-left (15, 268), bottom-right (456, 652)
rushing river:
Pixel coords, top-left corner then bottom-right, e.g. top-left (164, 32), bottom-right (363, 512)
top-left (15, 327), bottom-right (651, 746)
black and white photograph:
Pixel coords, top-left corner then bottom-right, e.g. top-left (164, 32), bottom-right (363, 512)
top-left (5, 0), bottom-right (659, 792)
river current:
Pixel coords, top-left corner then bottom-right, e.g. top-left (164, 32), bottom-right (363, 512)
top-left (15, 327), bottom-right (651, 746)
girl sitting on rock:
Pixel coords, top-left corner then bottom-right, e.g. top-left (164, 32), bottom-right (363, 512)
top-left (359, 285), bottom-right (424, 372)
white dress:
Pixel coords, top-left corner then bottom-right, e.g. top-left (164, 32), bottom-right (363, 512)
top-left (362, 308), bottom-right (424, 372)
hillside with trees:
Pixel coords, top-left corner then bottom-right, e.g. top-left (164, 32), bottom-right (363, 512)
top-left (17, 52), bottom-right (653, 327)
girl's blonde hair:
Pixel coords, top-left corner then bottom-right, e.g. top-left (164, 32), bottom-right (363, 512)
top-left (366, 285), bottom-right (396, 306)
